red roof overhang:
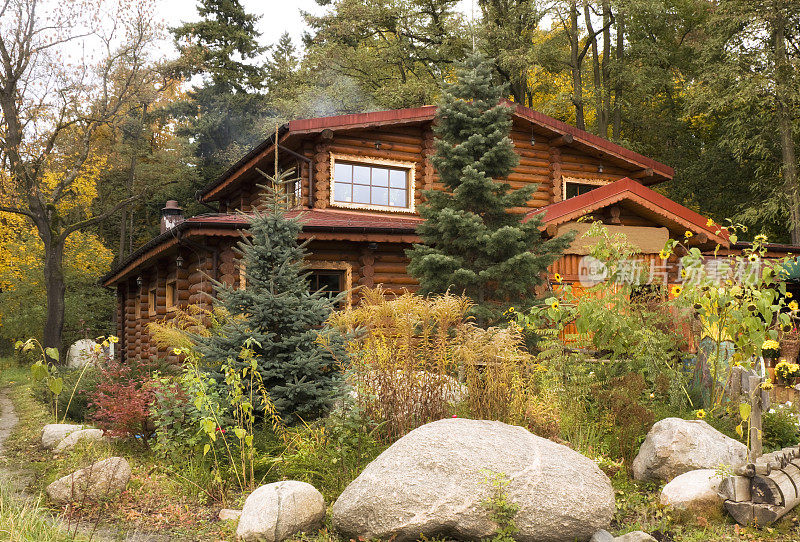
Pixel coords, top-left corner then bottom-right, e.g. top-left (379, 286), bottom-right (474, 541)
top-left (200, 104), bottom-right (674, 203)
top-left (525, 178), bottom-right (730, 247)
top-left (102, 209), bottom-right (422, 287)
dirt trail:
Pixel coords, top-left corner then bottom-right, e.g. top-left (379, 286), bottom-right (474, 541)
top-left (0, 389), bottom-right (19, 453)
top-left (0, 386), bottom-right (176, 542)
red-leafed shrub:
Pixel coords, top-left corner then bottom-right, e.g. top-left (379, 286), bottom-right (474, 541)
top-left (90, 357), bottom-right (158, 441)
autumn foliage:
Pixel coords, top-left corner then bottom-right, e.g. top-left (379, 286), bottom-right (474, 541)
top-left (90, 357), bottom-right (157, 440)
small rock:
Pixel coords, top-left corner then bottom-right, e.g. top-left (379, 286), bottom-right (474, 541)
top-left (615, 533), bottom-right (657, 542)
top-left (660, 469), bottom-right (724, 519)
top-left (46, 457), bottom-right (131, 503)
top-left (590, 529), bottom-right (615, 542)
top-left (236, 481), bottom-right (325, 542)
top-left (218, 508), bottom-right (242, 521)
top-left (54, 428), bottom-right (106, 453)
top-left (41, 424), bottom-right (84, 449)
top-left (632, 418), bottom-right (747, 482)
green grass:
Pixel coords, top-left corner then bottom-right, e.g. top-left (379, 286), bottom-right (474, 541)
top-left (0, 485), bottom-right (81, 542)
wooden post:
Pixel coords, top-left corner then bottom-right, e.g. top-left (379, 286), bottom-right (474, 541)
top-left (748, 373), bottom-right (764, 462)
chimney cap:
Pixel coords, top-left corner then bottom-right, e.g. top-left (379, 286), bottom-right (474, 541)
top-left (163, 200), bottom-right (181, 211)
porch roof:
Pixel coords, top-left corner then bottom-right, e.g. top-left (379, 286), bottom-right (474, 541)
top-left (524, 177), bottom-right (730, 247)
top-left (102, 209), bottom-right (422, 287)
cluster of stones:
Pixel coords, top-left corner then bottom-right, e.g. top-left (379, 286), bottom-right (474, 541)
top-left (40, 423), bottom-right (129, 504)
top-left (632, 417), bottom-right (749, 522)
top-left (234, 418), bottom-right (635, 542)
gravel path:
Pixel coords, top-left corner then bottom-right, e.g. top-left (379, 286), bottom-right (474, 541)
top-left (0, 388), bottom-right (19, 453)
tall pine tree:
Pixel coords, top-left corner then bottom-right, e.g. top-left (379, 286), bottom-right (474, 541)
top-left (195, 170), bottom-right (344, 423)
top-left (407, 51), bottom-right (574, 324)
top-left (171, 0), bottom-right (273, 184)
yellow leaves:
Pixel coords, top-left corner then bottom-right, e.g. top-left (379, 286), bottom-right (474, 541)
top-left (40, 151), bottom-right (108, 218)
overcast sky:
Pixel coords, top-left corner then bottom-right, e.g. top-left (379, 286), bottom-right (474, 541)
top-left (155, 0), bottom-right (475, 55)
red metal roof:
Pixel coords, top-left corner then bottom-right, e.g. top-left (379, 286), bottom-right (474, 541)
top-left (201, 103), bottom-right (674, 202)
top-left (525, 178), bottom-right (729, 245)
top-left (186, 209), bottom-right (422, 231)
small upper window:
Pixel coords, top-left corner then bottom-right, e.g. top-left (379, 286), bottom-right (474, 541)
top-left (330, 155), bottom-right (414, 211)
top-left (565, 182), bottom-right (599, 199)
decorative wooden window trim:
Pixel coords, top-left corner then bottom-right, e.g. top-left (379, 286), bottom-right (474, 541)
top-left (148, 287), bottom-right (156, 316)
top-left (308, 261), bottom-right (353, 307)
top-left (561, 176), bottom-right (609, 201)
top-left (166, 280), bottom-right (177, 311)
top-left (329, 153), bottom-right (416, 213)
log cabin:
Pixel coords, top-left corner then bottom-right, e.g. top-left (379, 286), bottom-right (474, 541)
top-left (102, 103), bottom-right (799, 363)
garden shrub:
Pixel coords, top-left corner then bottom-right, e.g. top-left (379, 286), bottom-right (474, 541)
top-left (277, 406), bottom-right (386, 502)
top-left (32, 366), bottom-right (101, 422)
top-left (90, 356), bottom-right (159, 440)
top-left (328, 287), bottom-right (545, 442)
top-left (763, 402), bottom-right (800, 450)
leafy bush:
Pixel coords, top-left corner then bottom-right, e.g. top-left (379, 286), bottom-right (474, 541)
top-left (32, 366), bottom-right (101, 422)
top-left (763, 403), bottom-right (800, 450)
top-left (277, 406), bottom-right (386, 502)
top-left (149, 376), bottom-right (206, 461)
top-left (328, 288), bottom-right (542, 442)
top-left (90, 356), bottom-right (158, 440)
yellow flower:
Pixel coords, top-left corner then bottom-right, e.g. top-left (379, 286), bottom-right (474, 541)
top-left (658, 249), bottom-right (670, 260)
top-left (508, 306), bottom-right (515, 313)
top-left (696, 409), bottom-right (706, 419)
top-left (550, 300), bottom-right (560, 309)
top-left (790, 301), bottom-right (799, 312)
top-left (93, 344), bottom-right (102, 354)
top-left (670, 285), bottom-right (683, 297)
top-left (108, 335), bottom-right (119, 343)
top-left (748, 254), bottom-right (758, 262)
top-left (786, 292), bottom-right (793, 299)
top-left (685, 231), bottom-right (694, 238)
top-left (553, 273), bottom-right (563, 283)
top-left (763, 339), bottom-right (780, 351)
top-left (649, 393), bottom-right (655, 399)
top-left (706, 218), bottom-right (714, 227)
top-left (761, 380), bottom-right (774, 391)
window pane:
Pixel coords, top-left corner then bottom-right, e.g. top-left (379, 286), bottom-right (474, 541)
top-left (372, 167), bottom-right (389, 187)
top-left (353, 184), bottom-right (371, 204)
top-left (372, 186), bottom-right (389, 206)
top-left (390, 188), bottom-right (407, 207)
top-left (389, 170), bottom-right (406, 188)
top-left (334, 181), bottom-right (351, 202)
top-left (353, 165), bottom-right (371, 184)
top-left (334, 163), bottom-right (352, 182)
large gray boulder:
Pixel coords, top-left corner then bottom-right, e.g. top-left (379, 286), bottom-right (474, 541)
top-left (236, 481), bottom-right (325, 542)
top-left (46, 457), bottom-right (131, 503)
top-left (66, 339), bottom-right (98, 368)
top-left (332, 418), bottom-right (615, 542)
top-left (660, 469), bottom-right (724, 519)
top-left (632, 418), bottom-right (747, 482)
top-left (53, 428), bottom-right (107, 453)
top-left (41, 423), bottom-right (84, 449)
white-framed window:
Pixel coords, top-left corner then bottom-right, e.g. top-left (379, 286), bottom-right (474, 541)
top-left (561, 176), bottom-right (608, 200)
top-left (330, 153), bottom-right (415, 212)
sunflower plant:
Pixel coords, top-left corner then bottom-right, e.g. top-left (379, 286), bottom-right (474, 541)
top-left (671, 227), bottom-right (793, 410)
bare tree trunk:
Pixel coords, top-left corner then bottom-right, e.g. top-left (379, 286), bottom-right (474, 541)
top-left (601, 0), bottom-right (612, 138)
top-left (42, 236), bottom-right (66, 363)
top-left (613, 8), bottom-right (624, 140)
top-left (570, 1), bottom-right (586, 130)
top-left (584, 2), bottom-right (605, 136)
top-left (774, 15), bottom-right (800, 244)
